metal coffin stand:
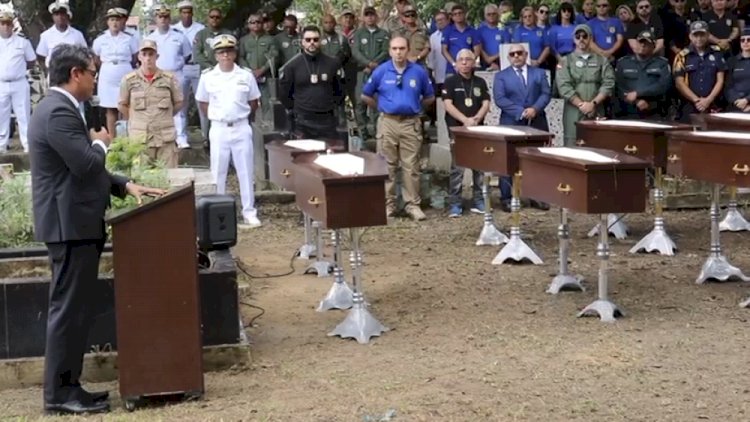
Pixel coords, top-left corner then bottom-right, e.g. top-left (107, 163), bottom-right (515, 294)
top-left (575, 120), bottom-right (690, 254)
top-left (449, 126), bottom-right (552, 263)
top-left (293, 152), bottom-right (390, 343)
top-left (107, 184), bottom-right (204, 411)
top-left (517, 147), bottom-right (649, 321)
top-left (668, 131), bottom-right (750, 290)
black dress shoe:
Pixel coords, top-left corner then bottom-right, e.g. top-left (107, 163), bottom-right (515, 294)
top-left (44, 400), bottom-right (110, 415)
top-left (500, 201), bottom-right (511, 213)
top-left (83, 389), bottom-right (110, 402)
top-left (530, 199), bottom-right (550, 211)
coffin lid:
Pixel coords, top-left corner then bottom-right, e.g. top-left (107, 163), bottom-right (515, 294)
top-left (449, 125), bottom-right (553, 142)
top-left (292, 151), bottom-right (388, 185)
top-left (668, 130), bottom-right (750, 146)
top-left (516, 147), bottom-right (650, 171)
top-left (264, 139), bottom-right (346, 157)
top-left (576, 119), bottom-right (693, 134)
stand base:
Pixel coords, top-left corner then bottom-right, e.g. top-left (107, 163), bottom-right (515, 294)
top-left (305, 260), bottom-right (333, 277)
top-left (719, 208), bottom-right (750, 232)
top-left (587, 214), bottom-right (628, 240)
top-left (739, 297), bottom-right (750, 308)
top-left (695, 254), bottom-right (750, 284)
top-left (629, 227), bottom-right (677, 256)
top-left (577, 299), bottom-right (624, 322)
top-left (546, 274), bottom-right (585, 294)
top-left (297, 244), bottom-right (317, 260)
top-left (316, 281), bottom-right (354, 311)
top-left (328, 304), bottom-right (389, 344)
top-left (491, 234), bottom-right (543, 265)
top-left (475, 221), bottom-right (509, 246)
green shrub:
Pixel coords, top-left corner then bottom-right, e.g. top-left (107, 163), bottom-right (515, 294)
top-left (0, 175), bottom-right (35, 248)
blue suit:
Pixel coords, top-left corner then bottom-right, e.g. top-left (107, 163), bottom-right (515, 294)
top-left (493, 65), bottom-right (551, 201)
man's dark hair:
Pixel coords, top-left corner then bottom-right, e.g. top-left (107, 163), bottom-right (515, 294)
top-left (48, 44), bottom-right (95, 87)
top-left (284, 14), bottom-right (298, 24)
top-left (390, 34), bottom-right (411, 49)
top-left (302, 25), bottom-right (320, 35)
top-left (208, 7), bottom-right (222, 16)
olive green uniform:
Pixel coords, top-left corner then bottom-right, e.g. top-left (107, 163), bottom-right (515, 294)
top-left (274, 31), bottom-right (301, 67)
top-left (119, 69), bottom-right (183, 168)
top-left (351, 26), bottom-right (390, 139)
top-left (239, 32), bottom-right (279, 126)
top-left (193, 27), bottom-right (234, 71)
top-left (614, 54), bottom-right (671, 118)
top-left (321, 31), bottom-right (352, 125)
top-left (555, 51), bottom-right (615, 145)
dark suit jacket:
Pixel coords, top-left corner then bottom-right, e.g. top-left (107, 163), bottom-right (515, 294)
top-left (29, 89), bottom-right (129, 243)
top-left (493, 65), bottom-right (551, 129)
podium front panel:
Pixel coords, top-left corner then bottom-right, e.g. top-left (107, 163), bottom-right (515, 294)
top-left (450, 126), bottom-right (552, 175)
top-left (669, 130), bottom-right (750, 186)
top-left (518, 147), bottom-right (649, 214)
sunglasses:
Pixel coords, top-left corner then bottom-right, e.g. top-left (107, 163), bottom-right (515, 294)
top-left (248, 20), bottom-right (260, 24)
top-left (404, 12), bottom-right (417, 17)
top-left (638, 4), bottom-right (650, 9)
top-left (575, 33), bottom-right (589, 39)
top-left (508, 50), bottom-right (524, 57)
top-left (539, 9), bottom-right (549, 14)
top-left (741, 37), bottom-right (750, 42)
top-left (597, 4), bottom-right (609, 7)
top-left (209, 15), bottom-right (221, 19)
top-left (304, 37), bottom-right (320, 42)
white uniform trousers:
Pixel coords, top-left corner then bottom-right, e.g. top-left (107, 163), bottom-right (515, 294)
top-left (0, 78), bottom-right (31, 152)
top-left (169, 70), bottom-right (188, 147)
top-left (209, 119), bottom-right (257, 222)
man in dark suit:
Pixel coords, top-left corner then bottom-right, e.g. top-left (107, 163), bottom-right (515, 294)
top-left (493, 43), bottom-right (552, 210)
top-left (28, 44), bottom-right (164, 415)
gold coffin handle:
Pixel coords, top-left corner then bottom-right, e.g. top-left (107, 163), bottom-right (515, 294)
top-left (307, 196), bottom-right (323, 206)
top-left (624, 145), bottom-right (638, 154)
top-left (667, 154), bottom-right (680, 163)
top-left (556, 183), bottom-right (573, 195)
top-left (575, 139), bottom-right (585, 146)
top-left (483, 146), bottom-right (495, 154)
top-left (280, 168), bottom-right (291, 177)
top-left (732, 163), bottom-right (750, 176)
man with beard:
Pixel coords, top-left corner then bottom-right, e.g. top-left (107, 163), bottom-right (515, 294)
top-left (279, 25), bottom-right (342, 138)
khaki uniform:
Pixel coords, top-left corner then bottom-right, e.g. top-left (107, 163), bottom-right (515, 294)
top-left (555, 51), bottom-right (615, 145)
top-left (119, 69), bottom-right (183, 167)
top-left (274, 31), bottom-right (300, 66)
top-left (351, 26), bottom-right (390, 139)
top-left (396, 26), bottom-right (430, 66)
top-left (239, 32), bottom-right (279, 125)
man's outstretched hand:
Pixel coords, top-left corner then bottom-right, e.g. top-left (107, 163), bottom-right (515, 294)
top-left (125, 182), bottom-right (167, 205)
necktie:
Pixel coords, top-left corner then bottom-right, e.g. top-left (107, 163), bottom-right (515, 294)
top-left (516, 67), bottom-right (526, 88)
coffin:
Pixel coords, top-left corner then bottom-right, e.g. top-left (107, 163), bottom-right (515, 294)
top-left (450, 126), bottom-right (553, 175)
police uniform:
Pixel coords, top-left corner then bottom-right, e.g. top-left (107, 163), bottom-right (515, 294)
top-left (278, 43), bottom-right (342, 138)
top-left (195, 35), bottom-right (262, 227)
top-left (172, 1), bottom-right (206, 122)
top-left (36, 3), bottom-right (87, 68)
top-left (614, 31), bottom-right (671, 118)
top-left (275, 31), bottom-right (301, 66)
top-left (362, 60), bottom-right (435, 220)
top-left (351, 12), bottom-right (390, 139)
top-left (441, 24), bottom-right (481, 74)
top-left (479, 22), bottom-right (510, 68)
top-left (673, 22), bottom-right (727, 120)
top-left (93, 9), bottom-right (138, 109)
top-left (588, 16), bottom-right (625, 53)
top-left (146, 6), bottom-right (193, 148)
top-left (511, 25), bottom-right (548, 63)
top-left (725, 39), bottom-right (750, 111)
top-left (703, 10), bottom-right (739, 55)
top-left (0, 11), bottom-right (35, 153)
top-left (555, 25), bottom-right (616, 145)
top-left (238, 27), bottom-right (278, 127)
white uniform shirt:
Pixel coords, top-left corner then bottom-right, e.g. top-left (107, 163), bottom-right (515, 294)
top-left (36, 25), bottom-right (87, 66)
top-left (0, 34), bottom-right (35, 81)
top-left (429, 30), bottom-right (447, 84)
top-left (172, 21), bottom-right (205, 48)
top-left (92, 30), bottom-right (138, 64)
top-left (146, 28), bottom-right (192, 72)
top-left (195, 64), bottom-right (261, 122)
top-left (125, 27), bottom-right (141, 43)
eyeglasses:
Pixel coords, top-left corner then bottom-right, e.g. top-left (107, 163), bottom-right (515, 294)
top-left (508, 50), bottom-right (524, 57)
top-left (304, 37), bottom-right (320, 42)
top-left (741, 37), bottom-right (750, 42)
top-left (248, 20), bottom-right (260, 24)
top-left (522, 14), bottom-right (534, 18)
top-left (81, 68), bottom-right (97, 78)
top-left (597, 4), bottom-right (609, 7)
top-left (209, 15), bottom-right (221, 19)
top-left (575, 33), bottom-right (589, 39)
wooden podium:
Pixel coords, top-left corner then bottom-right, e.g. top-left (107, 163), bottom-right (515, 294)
top-left (106, 184), bottom-right (203, 410)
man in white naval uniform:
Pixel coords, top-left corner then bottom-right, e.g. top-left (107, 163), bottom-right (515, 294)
top-left (36, 2), bottom-right (87, 73)
top-left (171, 0), bottom-right (205, 146)
top-left (0, 9), bottom-right (35, 153)
top-left (196, 34), bottom-right (262, 229)
top-left (146, 4), bottom-right (192, 149)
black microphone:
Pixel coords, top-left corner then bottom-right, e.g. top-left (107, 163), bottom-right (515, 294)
top-left (88, 95), bottom-right (103, 131)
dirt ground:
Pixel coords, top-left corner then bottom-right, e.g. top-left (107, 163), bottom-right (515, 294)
top-left (3, 202), bottom-right (750, 421)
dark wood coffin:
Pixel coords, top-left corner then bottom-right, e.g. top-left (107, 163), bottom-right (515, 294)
top-left (517, 147), bottom-right (650, 214)
top-left (702, 113), bottom-right (750, 132)
top-left (668, 130), bottom-right (750, 187)
top-left (292, 151), bottom-right (388, 229)
top-left (265, 139), bottom-right (345, 191)
top-left (575, 120), bottom-right (691, 171)
top-left (450, 126), bottom-right (553, 176)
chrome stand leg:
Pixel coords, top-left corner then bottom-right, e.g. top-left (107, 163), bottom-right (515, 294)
top-left (630, 167), bottom-right (677, 256)
top-left (476, 175), bottom-right (508, 246)
top-left (492, 172), bottom-right (542, 265)
top-left (317, 229), bottom-right (354, 311)
top-left (578, 214), bottom-right (624, 322)
top-left (587, 214), bottom-right (629, 240)
top-left (720, 186), bottom-right (750, 232)
top-left (297, 212), bottom-right (317, 259)
top-left (547, 208), bottom-right (584, 294)
top-left (329, 228), bottom-right (388, 344)
top-left (305, 220), bottom-right (333, 277)
top-left (696, 184), bottom-right (750, 284)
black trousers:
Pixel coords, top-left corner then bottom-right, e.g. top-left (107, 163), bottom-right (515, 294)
top-left (43, 238), bottom-right (105, 404)
top-left (294, 111), bottom-right (338, 140)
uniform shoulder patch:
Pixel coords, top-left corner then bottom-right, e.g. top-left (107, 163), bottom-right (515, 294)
top-left (679, 48), bottom-right (689, 56)
top-left (125, 72), bottom-right (138, 80)
top-left (711, 45), bottom-right (721, 51)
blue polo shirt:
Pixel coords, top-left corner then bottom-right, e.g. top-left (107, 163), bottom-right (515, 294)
top-left (441, 24), bottom-right (481, 74)
top-left (362, 60), bottom-right (435, 116)
top-left (478, 22), bottom-right (510, 67)
top-left (587, 17), bottom-right (623, 51)
top-left (548, 23), bottom-right (576, 56)
top-left (511, 25), bottom-right (548, 60)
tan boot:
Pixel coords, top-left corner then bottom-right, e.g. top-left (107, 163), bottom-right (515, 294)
top-left (406, 206), bottom-right (426, 221)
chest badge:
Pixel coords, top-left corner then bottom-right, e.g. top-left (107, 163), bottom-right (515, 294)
top-left (537, 30), bottom-right (542, 37)
top-left (727, 19), bottom-right (732, 26)
top-left (321, 73), bottom-right (328, 81)
top-left (282, 41), bottom-right (289, 48)
top-left (311, 74), bottom-right (319, 84)
top-left (609, 26), bottom-right (615, 33)
top-left (409, 78), bottom-right (417, 88)
top-left (321, 39), bottom-right (328, 45)
top-left (709, 55), bottom-right (715, 61)
top-left (576, 60), bottom-right (584, 68)
top-left (361, 38), bottom-right (368, 44)
top-left (473, 87), bottom-right (481, 97)
top-left (466, 36), bottom-right (472, 44)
